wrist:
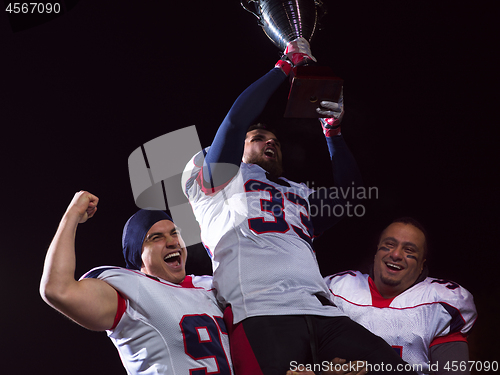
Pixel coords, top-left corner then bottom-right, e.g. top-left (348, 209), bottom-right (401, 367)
top-left (62, 207), bottom-right (84, 226)
top-left (320, 117), bottom-right (342, 137)
top-left (275, 59), bottom-right (292, 76)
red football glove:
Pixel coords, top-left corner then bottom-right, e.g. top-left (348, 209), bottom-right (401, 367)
top-left (275, 37), bottom-right (317, 76)
top-left (319, 117), bottom-right (342, 137)
top-left (275, 59), bottom-right (293, 76)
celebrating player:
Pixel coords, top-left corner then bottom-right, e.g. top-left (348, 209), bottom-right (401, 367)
top-left (325, 217), bottom-right (477, 375)
top-left (183, 38), bottom-right (417, 374)
top-left (40, 191), bottom-right (233, 374)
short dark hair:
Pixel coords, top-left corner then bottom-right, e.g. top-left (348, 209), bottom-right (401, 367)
top-left (383, 217), bottom-right (429, 259)
top-left (247, 123), bottom-right (279, 139)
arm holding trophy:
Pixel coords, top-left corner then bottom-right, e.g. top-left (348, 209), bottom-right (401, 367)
top-left (242, 0), bottom-right (343, 118)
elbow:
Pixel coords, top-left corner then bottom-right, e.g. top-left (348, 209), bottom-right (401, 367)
top-left (39, 279), bottom-right (57, 306)
top-left (39, 277), bottom-right (68, 308)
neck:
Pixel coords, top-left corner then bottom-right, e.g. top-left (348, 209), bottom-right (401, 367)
top-left (378, 286), bottom-right (400, 299)
top-left (373, 279), bottom-right (401, 299)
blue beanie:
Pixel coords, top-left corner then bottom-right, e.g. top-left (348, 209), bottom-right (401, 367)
top-left (122, 209), bottom-right (173, 270)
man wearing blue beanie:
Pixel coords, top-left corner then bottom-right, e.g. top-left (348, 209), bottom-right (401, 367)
top-left (40, 191), bottom-right (233, 374)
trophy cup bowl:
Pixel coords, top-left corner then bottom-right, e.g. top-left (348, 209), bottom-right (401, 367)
top-left (241, 0), bottom-right (343, 118)
top-left (241, 0), bottom-right (320, 52)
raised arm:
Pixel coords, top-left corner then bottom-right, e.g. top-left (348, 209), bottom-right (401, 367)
top-left (310, 98), bottom-right (364, 235)
top-left (202, 38), bottom-right (315, 187)
top-left (39, 191), bottom-right (118, 331)
top-left (201, 68), bottom-right (287, 187)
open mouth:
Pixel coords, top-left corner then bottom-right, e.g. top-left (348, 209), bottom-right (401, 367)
top-left (264, 148), bottom-right (276, 158)
top-left (385, 262), bottom-right (403, 271)
top-left (164, 251), bottom-right (181, 266)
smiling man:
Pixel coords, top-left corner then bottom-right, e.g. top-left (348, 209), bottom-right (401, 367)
top-left (325, 217), bottom-right (477, 375)
top-left (40, 191), bottom-right (233, 374)
top-left (374, 220), bottom-right (428, 298)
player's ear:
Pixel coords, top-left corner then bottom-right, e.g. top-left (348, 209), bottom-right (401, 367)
top-left (419, 259), bottom-right (426, 274)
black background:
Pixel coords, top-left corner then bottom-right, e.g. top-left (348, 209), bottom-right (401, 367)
top-left (2, 1), bottom-right (498, 373)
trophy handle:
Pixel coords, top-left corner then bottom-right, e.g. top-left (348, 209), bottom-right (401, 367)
top-left (240, 0), bottom-right (260, 20)
top-left (315, 0), bottom-right (327, 28)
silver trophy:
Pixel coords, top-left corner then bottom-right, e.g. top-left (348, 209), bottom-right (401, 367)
top-left (241, 0), bottom-right (322, 51)
top-left (241, 0), bottom-right (343, 118)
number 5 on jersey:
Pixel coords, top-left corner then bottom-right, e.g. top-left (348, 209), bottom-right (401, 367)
top-left (245, 180), bottom-right (314, 246)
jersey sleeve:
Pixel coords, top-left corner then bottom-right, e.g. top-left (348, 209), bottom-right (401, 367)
top-left (324, 270), bottom-right (359, 290)
top-left (80, 266), bottom-right (143, 306)
top-left (428, 278), bottom-right (477, 342)
top-left (111, 291), bottom-right (127, 330)
top-left (324, 270), bottom-right (371, 306)
top-left (80, 266), bottom-right (129, 330)
top-left (183, 147), bottom-right (225, 196)
top-left (430, 331), bottom-right (468, 346)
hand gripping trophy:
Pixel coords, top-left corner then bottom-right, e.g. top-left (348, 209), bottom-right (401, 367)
top-left (241, 0), bottom-right (343, 118)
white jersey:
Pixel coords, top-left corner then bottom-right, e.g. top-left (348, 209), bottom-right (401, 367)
top-left (325, 271), bottom-right (477, 375)
top-left (82, 266), bottom-right (233, 375)
top-left (183, 151), bottom-right (344, 323)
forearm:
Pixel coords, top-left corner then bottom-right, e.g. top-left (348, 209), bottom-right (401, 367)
top-left (326, 135), bottom-right (362, 190)
top-left (40, 192), bottom-right (116, 331)
top-left (430, 341), bottom-right (470, 375)
top-left (40, 210), bottom-right (81, 307)
top-left (309, 135), bottom-right (363, 233)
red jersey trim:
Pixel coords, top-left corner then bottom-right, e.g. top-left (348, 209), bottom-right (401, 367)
top-left (331, 277), bottom-right (469, 317)
top-left (196, 169), bottom-right (232, 196)
top-left (111, 291), bottom-right (127, 330)
top-left (430, 332), bottom-right (468, 347)
top-left (223, 306), bottom-right (264, 375)
top-left (179, 275), bottom-right (194, 288)
top-left (368, 277), bottom-right (396, 308)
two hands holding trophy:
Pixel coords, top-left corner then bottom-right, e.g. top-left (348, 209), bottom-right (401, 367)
top-left (242, 0), bottom-right (344, 122)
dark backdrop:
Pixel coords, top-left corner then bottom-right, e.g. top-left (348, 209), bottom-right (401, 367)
top-left (2, 1), bottom-right (498, 373)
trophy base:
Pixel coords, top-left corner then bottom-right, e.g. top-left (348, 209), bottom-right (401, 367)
top-left (284, 66), bottom-right (343, 119)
